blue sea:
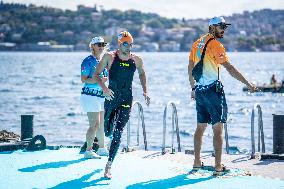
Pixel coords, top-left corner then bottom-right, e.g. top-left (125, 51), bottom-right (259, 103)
top-left (0, 52), bottom-right (283, 153)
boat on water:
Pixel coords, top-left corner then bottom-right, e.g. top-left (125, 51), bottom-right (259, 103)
top-left (243, 84), bottom-right (284, 93)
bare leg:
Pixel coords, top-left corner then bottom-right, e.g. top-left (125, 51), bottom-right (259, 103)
top-left (96, 111), bottom-right (105, 148)
top-left (104, 161), bottom-right (112, 179)
top-left (86, 112), bottom-right (100, 151)
top-left (193, 123), bottom-right (207, 167)
top-left (212, 122), bottom-right (223, 171)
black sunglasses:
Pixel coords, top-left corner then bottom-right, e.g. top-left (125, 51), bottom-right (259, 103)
top-left (96, 43), bottom-right (106, 47)
top-left (214, 24), bottom-right (228, 30)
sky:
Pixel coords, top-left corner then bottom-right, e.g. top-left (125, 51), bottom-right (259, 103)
top-left (4, 0), bottom-right (284, 19)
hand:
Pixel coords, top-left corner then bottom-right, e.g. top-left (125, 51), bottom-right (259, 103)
top-left (247, 83), bottom-right (258, 93)
top-left (143, 93), bottom-right (150, 106)
top-left (102, 77), bottom-right (108, 83)
top-left (191, 90), bottom-right (196, 100)
top-left (103, 87), bottom-right (114, 101)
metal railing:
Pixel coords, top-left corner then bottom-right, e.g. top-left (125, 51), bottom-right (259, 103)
top-left (162, 102), bottom-right (181, 154)
top-left (126, 101), bottom-right (147, 152)
top-left (251, 104), bottom-right (265, 159)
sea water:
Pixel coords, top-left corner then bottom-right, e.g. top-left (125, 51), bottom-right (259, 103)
top-left (0, 52), bottom-right (283, 152)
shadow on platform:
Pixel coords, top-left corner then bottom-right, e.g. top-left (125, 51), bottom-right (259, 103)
top-left (48, 169), bottom-right (109, 189)
top-left (126, 174), bottom-right (213, 189)
top-left (19, 158), bottom-right (87, 172)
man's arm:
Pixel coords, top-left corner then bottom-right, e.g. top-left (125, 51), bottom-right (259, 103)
top-left (93, 54), bottom-right (108, 90)
top-left (222, 61), bottom-right (257, 92)
top-left (82, 70), bottom-right (107, 84)
top-left (93, 53), bottom-right (114, 99)
top-left (134, 55), bottom-right (150, 106)
top-left (188, 60), bottom-right (197, 100)
top-left (188, 60), bottom-right (196, 89)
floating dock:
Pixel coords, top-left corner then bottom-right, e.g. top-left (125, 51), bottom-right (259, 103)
top-left (1, 147), bottom-right (283, 189)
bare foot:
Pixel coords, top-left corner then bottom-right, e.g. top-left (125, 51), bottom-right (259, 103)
top-left (104, 161), bottom-right (112, 179)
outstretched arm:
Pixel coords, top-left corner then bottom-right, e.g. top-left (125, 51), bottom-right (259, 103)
top-left (134, 56), bottom-right (150, 106)
top-left (222, 62), bottom-right (257, 92)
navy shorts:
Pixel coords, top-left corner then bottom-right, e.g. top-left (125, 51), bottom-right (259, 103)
top-left (195, 83), bottom-right (227, 125)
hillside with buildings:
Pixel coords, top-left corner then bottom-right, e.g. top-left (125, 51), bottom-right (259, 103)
top-left (0, 2), bottom-right (283, 52)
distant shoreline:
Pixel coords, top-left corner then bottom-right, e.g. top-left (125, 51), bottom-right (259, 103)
top-left (1, 3), bottom-right (283, 52)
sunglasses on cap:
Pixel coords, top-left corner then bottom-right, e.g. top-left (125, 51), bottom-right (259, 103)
top-left (122, 42), bottom-right (133, 47)
top-left (95, 43), bottom-right (106, 47)
top-left (214, 23), bottom-right (228, 30)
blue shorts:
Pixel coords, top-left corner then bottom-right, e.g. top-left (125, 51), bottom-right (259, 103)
top-left (195, 83), bottom-right (227, 125)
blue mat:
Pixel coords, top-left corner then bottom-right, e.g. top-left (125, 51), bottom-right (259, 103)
top-left (0, 148), bottom-right (283, 189)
